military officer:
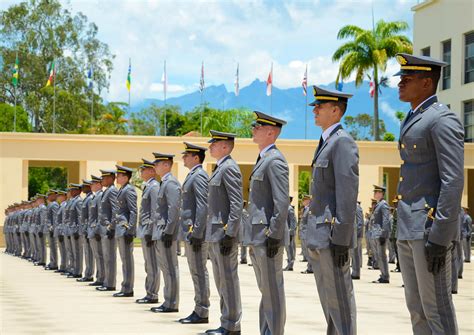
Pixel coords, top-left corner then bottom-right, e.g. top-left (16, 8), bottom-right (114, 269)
top-left (54, 190), bottom-right (68, 273)
top-left (68, 183), bottom-right (83, 278)
top-left (78, 180), bottom-right (95, 282)
top-left (245, 111), bottom-right (289, 335)
top-left (240, 201), bottom-right (249, 265)
top-left (461, 207), bottom-right (472, 263)
top-left (389, 198), bottom-right (401, 273)
top-left (88, 175), bottom-right (105, 286)
top-left (63, 189), bottom-right (74, 275)
top-left (205, 130), bottom-right (243, 335)
top-left (28, 197), bottom-right (37, 262)
top-left (178, 142), bottom-right (211, 324)
top-left (136, 159), bottom-right (161, 304)
top-left (395, 53), bottom-right (464, 334)
top-left (35, 194), bottom-right (48, 266)
top-left (45, 190), bottom-right (59, 270)
top-left (299, 195), bottom-right (313, 274)
top-left (284, 196), bottom-right (297, 271)
top-left (371, 185), bottom-right (391, 284)
top-left (150, 152), bottom-right (181, 313)
top-left (307, 85), bottom-right (359, 334)
top-left (97, 169), bottom-right (119, 291)
top-left (20, 202), bottom-right (31, 259)
top-left (351, 201), bottom-right (364, 280)
top-left (113, 165), bottom-right (137, 297)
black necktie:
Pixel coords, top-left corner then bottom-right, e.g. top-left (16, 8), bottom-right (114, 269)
top-left (255, 154), bottom-right (261, 166)
top-left (316, 136), bottom-right (324, 154)
top-left (212, 165), bottom-right (218, 172)
top-left (405, 110), bottom-right (414, 123)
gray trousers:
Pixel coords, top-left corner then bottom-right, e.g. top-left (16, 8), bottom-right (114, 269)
top-left (83, 236), bottom-right (95, 279)
top-left (117, 236), bottom-right (134, 293)
top-left (141, 239), bottom-right (160, 299)
top-left (58, 237), bottom-right (67, 271)
top-left (351, 238), bottom-right (363, 277)
top-left (184, 241), bottom-right (210, 318)
top-left (209, 242), bottom-right (242, 332)
top-left (37, 233), bottom-right (46, 263)
top-left (307, 248), bottom-right (357, 335)
top-left (65, 236), bottom-right (74, 272)
top-left (301, 239), bottom-right (313, 272)
top-left (398, 240), bottom-right (458, 335)
top-left (72, 235), bottom-right (83, 276)
top-left (48, 233), bottom-right (58, 268)
top-left (101, 236), bottom-right (117, 288)
top-left (388, 238), bottom-right (396, 263)
top-left (462, 237), bottom-right (471, 262)
top-left (376, 239), bottom-right (390, 281)
top-left (285, 235), bottom-right (296, 268)
top-left (15, 233), bottom-right (22, 256)
top-left (30, 233), bottom-right (37, 260)
top-left (22, 233), bottom-right (30, 257)
top-left (240, 244), bottom-right (247, 262)
top-left (250, 245), bottom-right (286, 335)
top-left (369, 238), bottom-right (379, 268)
top-left (155, 240), bottom-right (179, 309)
top-left (90, 236), bottom-right (105, 283)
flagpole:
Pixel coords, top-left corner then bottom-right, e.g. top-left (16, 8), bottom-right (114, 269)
top-left (200, 61), bottom-right (204, 136)
top-left (90, 82), bottom-right (94, 128)
top-left (128, 58), bottom-right (131, 116)
top-left (270, 62), bottom-right (273, 115)
top-left (164, 60), bottom-right (167, 136)
top-left (13, 51), bottom-right (18, 132)
top-left (304, 64), bottom-right (308, 139)
top-left (53, 59), bottom-right (56, 133)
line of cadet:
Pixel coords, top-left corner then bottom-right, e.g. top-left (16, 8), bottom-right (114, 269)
top-left (2, 53), bottom-right (473, 335)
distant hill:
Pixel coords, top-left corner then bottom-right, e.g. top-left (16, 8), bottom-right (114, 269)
top-left (132, 79), bottom-right (410, 140)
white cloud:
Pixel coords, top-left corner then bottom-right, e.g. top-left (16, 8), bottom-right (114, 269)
top-left (149, 83), bottom-right (186, 93)
top-left (380, 101), bottom-right (400, 123)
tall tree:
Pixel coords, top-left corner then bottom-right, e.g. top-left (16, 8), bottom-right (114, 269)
top-left (343, 113), bottom-right (387, 141)
top-left (333, 20), bottom-right (412, 140)
top-left (0, 0), bottom-right (114, 132)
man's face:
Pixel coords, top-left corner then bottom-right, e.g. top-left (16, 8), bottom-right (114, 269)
top-left (154, 161), bottom-right (169, 176)
top-left (47, 195), bottom-right (56, 203)
top-left (182, 153), bottom-right (198, 169)
top-left (140, 167), bottom-right (154, 181)
top-left (251, 124), bottom-right (272, 144)
top-left (303, 198), bottom-right (310, 207)
top-left (313, 102), bottom-right (336, 129)
top-left (101, 175), bottom-right (114, 187)
top-left (116, 173), bottom-right (129, 186)
top-left (209, 141), bottom-right (225, 159)
top-left (91, 182), bottom-right (101, 192)
top-left (398, 74), bottom-right (427, 103)
top-left (373, 190), bottom-right (384, 201)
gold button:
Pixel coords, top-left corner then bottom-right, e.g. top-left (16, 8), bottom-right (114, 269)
top-left (248, 202), bottom-right (251, 205)
top-left (401, 144), bottom-right (405, 149)
top-left (249, 188), bottom-right (252, 192)
top-left (399, 177), bottom-right (403, 182)
top-left (308, 211), bottom-right (312, 214)
top-left (397, 195), bottom-right (402, 200)
top-left (413, 144), bottom-right (417, 149)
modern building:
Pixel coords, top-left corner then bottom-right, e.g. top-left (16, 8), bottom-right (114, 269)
top-left (412, 0), bottom-right (474, 141)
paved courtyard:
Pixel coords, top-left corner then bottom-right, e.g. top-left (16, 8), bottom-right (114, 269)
top-left (1, 248), bottom-right (473, 334)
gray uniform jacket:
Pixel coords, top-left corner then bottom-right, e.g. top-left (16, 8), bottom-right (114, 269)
top-left (55, 201), bottom-right (66, 237)
top-left (206, 155), bottom-right (243, 243)
top-left (152, 174), bottom-right (181, 241)
top-left (88, 190), bottom-right (103, 238)
top-left (287, 206), bottom-right (297, 237)
top-left (81, 192), bottom-right (93, 236)
top-left (298, 206), bottom-right (309, 241)
top-left (355, 204), bottom-right (364, 239)
top-left (307, 125), bottom-right (359, 249)
top-left (98, 185), bottom-right (118, 236)
top-left (68, 195), bottom-right (83, 235)
top-left (461, 210), bottom-right (472, 239)
top-left (180, 165), bottom-right (209, 240)
top-left (371, 200), bottom-right (390, 239)
top-left (38, 204), bottom-right (47, 234)
top-left (137, 178), bottom-right (160, 238)
top-left (115, 183), bottom-right (138, 237)
top-left (247, 146), bottom-right (289, 247)
top-left (396, 96), bottom-right (464, 246)
top-left (45, 202), bottom-right (59, 234)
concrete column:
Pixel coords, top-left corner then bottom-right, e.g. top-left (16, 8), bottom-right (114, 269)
top-left (0, 158), bottom-right (26, 223)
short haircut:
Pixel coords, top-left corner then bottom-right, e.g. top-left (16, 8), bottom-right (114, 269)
top-left (223, 140), bottom-right (235, 150)
top-left (190, 151), bottom-right (206, 164)
top-left (418, 70), bottom-right (441, 94)
top-left (329, 101), bottom-right (347, 115)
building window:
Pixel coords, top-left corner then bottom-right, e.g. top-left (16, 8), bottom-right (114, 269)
top-left (465, 32), bottom-right (474, 84)
top-left (441, 40), bottom-right (451, 90)
top-left (464, 100), bottom-right (474, 142)
top-left (421, 47), bottom-right (430, 57)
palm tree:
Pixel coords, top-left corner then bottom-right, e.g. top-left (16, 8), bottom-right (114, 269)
top-left (333, 20), bottom-right (412, 140)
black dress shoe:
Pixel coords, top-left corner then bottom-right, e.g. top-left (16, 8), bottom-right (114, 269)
top-left (452, 290), bottom-right (458, 294)
top-left (54, 269), bottom-right (65, 273)
top-left (301, 269), bottom-right (313, 274)
top-left (351, 275), bottom-right (360, 280)
top-left (458, 275), bottom-right (463, 279)
top-left (283, 265), bottom-right (293, 271)
top-left (136, 297), bottom-right (158, 304)
top-left (179, 311), bottom-right (209, 324)
top-left (113, 291), bottom-right (134, 297)
top-left (77, 277), bottom-right (94, 282)
top-left (239, 260), bottom-right (247, 264)
top-left (89, 281), bottom-right (103, 286)
top-left (205, 327), bottom-right (240, 334)
top-left (45, 266), bottom-right (58, 270)
top-left (67, 274), bottom-right (82, 279)
top-left (96, 286), bottom-right (116, 291)
top-left (150, 304), bottom-right (178, 313)
top-left (372, 278), bottom-right (390, 284)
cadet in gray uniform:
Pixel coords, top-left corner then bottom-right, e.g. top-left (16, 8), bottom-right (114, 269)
top-left (239, 202), bottom-right (249, 265)
top-left (371, 185), bottom-right (391, 284)
top-left (246, 111), bottom-right (289, 335)
top-left (299, 195), bottom-right (313, 274)
top-left (64, 190), bottom-right (74, 275)
top-left (28, 198), bottom-right (37, 262)
top-left (136, 159), bottom-right (161, 304)
top-left (395, 53), bottom-right (463, 334)
top-left (307, 86), bottom-right (358, 335)
top-left (389, 198), bottom-right (401, 273)
top-left (113, 165), bottom-right (137, 297)
top-left (68, 183), bottom-right (83, 278)
top-left (205, 130), bottom-right (243, 335)
top-left (461, 207), bottom-right (472, 263)
top-left (150, 152), bottom-right (181, 313)
top-left (78, 180), bottom-right (95, 282)
top-left (178, 142), bottom-right (211, 324)
top-left (54, 191), bottom-right (68, 273)
top-left (284, 196), bottom-right (297, 271)
top-left (20, 202), bottom-right (31, 259)
top-left (351, 201), bottom-right (364, 279)
top-left (45, 190), bottom-right (59, 270)
top-left (35, 194), bottom-right (48, 266)
top-left (88, 175), bottom-right (105, 286)
top-left (97, 169), bottom-right (119, 291)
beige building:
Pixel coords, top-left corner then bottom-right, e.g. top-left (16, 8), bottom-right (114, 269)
top-left (1, 132), bottom-right (474, 227)
top-left (412, 0), bottom-right (474, 141)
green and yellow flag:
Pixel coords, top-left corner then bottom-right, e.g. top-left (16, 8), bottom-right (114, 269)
top-left (12, 55), bottom-right (19, 87)
top-left (45, 61), bottom-right (55, 87)
top-left (126, 59), bottom-right (131, 92)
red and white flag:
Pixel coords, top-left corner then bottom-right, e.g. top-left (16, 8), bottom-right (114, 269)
top-left (302, 65), bottom-right (308, 96)
top-left (266, 64), bottom-right (273, 96)
top-left (369, 81), bottom-right (375, 98)
top-left (235, 63), bottom-right (239, 96)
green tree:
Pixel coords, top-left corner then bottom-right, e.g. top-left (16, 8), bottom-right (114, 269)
top-left (28, 167), bottom-right (67, 198)
top-left (395, 111), bottom-right (406, 123)
top-left (0, 0), bottom-right (114, 132)
top-left (343, 113), bottom-right (387, 141)
top-left (383, 132), bottom-right (395, 141)
top-left (298, 171), bottom-right (311, 200)
top-left (0, 103), bottom-right (31, 132)
top-left (96, 102), bottom-right (128, 134)
top-left (130, 104), bottom-right (186, 136)
top-left (333, 20), bottom-right (412, 141)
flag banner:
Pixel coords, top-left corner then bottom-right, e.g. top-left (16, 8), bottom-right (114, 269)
top-left (369, 81), bottom-right (374, 98)
top-left (337, 82), bottom-right (344, 91)
top-left (266, 65), bottom-right (272, 96)
top-left (126, 59), bottom-right (131, 92)
top-left (234, 63), bottom-right (239, 96)
top-left (302, 65), bottom-right (307, 96)
top-left (87, 66), bottom-right (93, 90)
top-left (12, 55), bottom-right (19, 87)
top-left (45, 61), bottom-right (55, 87)
top-left (199, 62), bottom-right (205, 92)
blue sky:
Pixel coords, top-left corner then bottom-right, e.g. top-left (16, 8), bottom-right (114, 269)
top-left (2, 0), bottom-right (416, 106)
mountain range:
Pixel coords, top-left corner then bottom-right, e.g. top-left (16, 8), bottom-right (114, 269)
top-left (131, 79), bottom-right (409, 140)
